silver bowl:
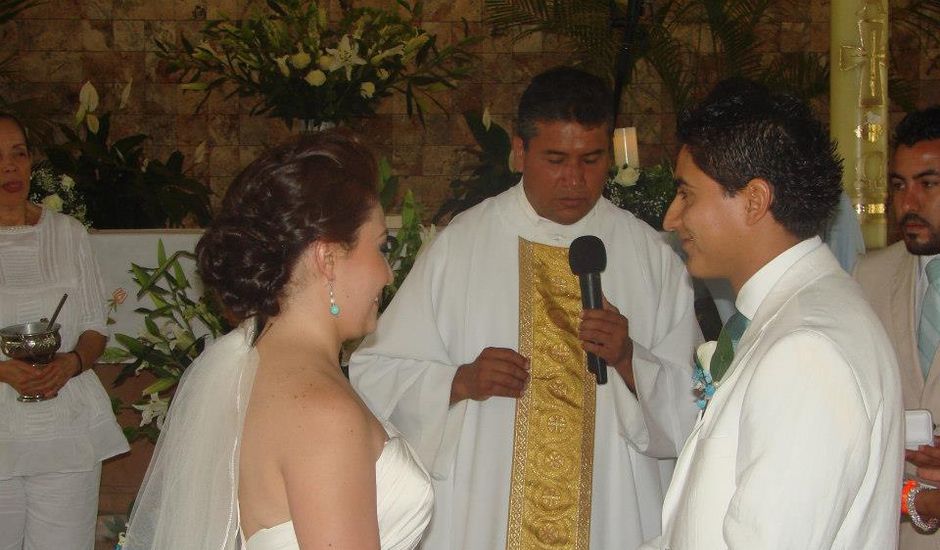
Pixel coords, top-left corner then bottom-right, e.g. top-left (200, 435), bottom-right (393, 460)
top-left (0, 321), bottom-right (62, 364)
top-left (1, 322), bottom-right (62, 402)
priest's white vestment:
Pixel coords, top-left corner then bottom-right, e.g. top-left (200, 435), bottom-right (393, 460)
top-left (350, 183), bottom-right (700, 549)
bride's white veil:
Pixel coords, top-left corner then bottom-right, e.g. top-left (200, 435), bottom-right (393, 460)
top-left (123, 321), bottom-right (258, 550)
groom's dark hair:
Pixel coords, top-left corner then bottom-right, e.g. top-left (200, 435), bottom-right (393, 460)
top-left (677, 78), bottom-right (843, 239)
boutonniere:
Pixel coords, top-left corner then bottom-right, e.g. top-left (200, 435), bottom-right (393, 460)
top-left (692, 341), bottom-right (718, 410)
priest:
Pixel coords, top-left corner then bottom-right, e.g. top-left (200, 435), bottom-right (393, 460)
top-left (350, 66), bottom-right (700, 550)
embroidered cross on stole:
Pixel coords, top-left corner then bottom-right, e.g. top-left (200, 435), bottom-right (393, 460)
top-left (506, 238), bottom-right (596, 550)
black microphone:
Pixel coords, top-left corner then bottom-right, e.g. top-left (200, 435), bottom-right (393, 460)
top-left (568, 235), bottom-right (608, 385)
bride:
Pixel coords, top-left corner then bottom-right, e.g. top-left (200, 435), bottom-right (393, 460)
top-left (122, 130), bottom-right (433, 550)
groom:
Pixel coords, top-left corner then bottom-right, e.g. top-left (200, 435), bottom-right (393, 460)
top-left (643, 79), bottom-right (904, 548)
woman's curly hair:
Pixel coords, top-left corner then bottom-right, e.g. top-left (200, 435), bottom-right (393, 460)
top-left (197, 129), bottom-right (378, 326)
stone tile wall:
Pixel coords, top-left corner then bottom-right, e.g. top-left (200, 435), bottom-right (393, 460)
top-left (3, 1), bottom-right (937, 219)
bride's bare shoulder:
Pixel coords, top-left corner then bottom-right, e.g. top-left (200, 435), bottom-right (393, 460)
top-left (247, 353), bottom-right (376, 447)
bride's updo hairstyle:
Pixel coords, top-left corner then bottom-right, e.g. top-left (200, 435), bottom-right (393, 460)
top-left (197, 129), bottom-right (378, 326)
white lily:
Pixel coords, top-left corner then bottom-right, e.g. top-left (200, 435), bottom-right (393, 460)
top-left (325, 35), bottom-right (367, 80)
top-left (133, 393), bottom-right (169, 431)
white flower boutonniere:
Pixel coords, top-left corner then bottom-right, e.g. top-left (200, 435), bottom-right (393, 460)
top-left (692, 340), bottom-right (718, 410)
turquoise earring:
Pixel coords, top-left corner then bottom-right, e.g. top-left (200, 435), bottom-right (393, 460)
top-left (329, 282), bottom-right (340, 316)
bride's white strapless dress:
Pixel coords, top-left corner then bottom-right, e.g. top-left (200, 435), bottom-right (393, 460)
top-left (243, 422), bottom-right (434, 550)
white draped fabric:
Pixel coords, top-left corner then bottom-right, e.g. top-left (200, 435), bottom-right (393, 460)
top-left (350, 183), bottom-right (700, 549)
top-left (123, 322), bottom-right (258, 550)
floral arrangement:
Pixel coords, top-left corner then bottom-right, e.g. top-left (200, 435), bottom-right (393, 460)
top-left (158, 0), bottom-right (477, 128)
top-left (28, 162), bottom-right (88, 226)
top-left (604, 162), bottom-right (677, 230)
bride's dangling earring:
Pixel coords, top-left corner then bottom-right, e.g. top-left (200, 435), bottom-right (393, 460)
top-left (329, 281), bottom-right (340, 316)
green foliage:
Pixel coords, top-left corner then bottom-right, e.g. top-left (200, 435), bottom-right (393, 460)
top-left (382, 189), bottom-right (424, 311)
top-left (485, 0), bottom-right (936, 113)
top-left (0, 0), bottom-right (36, 25)
top-left (434, 111), bottom-right (520, 224)
top-left (0, 0), bottom-right (39, 80)
top-left (105, 241), bottom-right (231, 443)
top-left (157, 0), bottom-right (478, 128)
top-left (889, 0), bottom-right (940, 111)
top-left (604, 162), bottom-right (677, 229)
top-left (42, 115), bottom-right (212, 229)
top-left (375, 157), bottom-right (427, 311)
top-left (485, 0), bottom-right (827, 111)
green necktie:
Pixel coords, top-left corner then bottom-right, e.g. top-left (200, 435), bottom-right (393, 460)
top-left (710, 311), bottom-right (750, 383)
top-left (918, 258), bottom-right (940, 378)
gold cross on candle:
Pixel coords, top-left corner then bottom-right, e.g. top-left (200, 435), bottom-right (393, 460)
top-left (839, 0), bottom-right (887, 107)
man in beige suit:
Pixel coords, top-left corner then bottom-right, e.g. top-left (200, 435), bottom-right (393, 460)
top-left (856, 106), bottom-right (940, 547)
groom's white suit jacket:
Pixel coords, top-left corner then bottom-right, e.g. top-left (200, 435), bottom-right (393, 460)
top-left (644, 239), bottom-right (904, 549)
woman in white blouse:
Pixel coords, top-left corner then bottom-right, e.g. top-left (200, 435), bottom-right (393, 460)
top-left (0, 113), bottom-right (129, 549)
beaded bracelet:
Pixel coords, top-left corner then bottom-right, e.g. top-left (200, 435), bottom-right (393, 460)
top-left (908, 483), bottom-right (940, 533)
top-left (902, 479), bottom-right (918, 516)
top-left (70, 350), bottom-right (84, 378)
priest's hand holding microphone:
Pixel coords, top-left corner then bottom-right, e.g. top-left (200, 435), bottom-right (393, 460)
top-left (448, 235), bottom-right (636, 405)
top-left (570, 235), bottom-right (636, 392)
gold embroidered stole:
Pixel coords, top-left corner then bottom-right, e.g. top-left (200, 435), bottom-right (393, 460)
top-left (506, 238), bottom-right (596, 550)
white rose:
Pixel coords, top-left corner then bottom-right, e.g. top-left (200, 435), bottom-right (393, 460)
top-left (60, 175), bottom-right (75, 190)
top-left (613, 164), bottom-right (640, 187)
top-left (360, 81), bottom-right (375, 98)
top-left (290, 50), bottom-right (311, 70)
top-left (41, 194), bottom-right (63, 212)
top-left (305, 70), bottom-right (327, 87)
